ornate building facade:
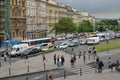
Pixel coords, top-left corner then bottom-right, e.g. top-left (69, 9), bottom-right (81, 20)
top-left (9, 0), bottom-right (26, 40)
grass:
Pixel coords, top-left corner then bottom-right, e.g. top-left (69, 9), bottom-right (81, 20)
top-left (95, 40), bottom-right (120, 52)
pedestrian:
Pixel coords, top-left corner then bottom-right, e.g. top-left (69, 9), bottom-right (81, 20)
top-left (42, 53), bottom-right (46, 62)
top-left (73, 53), bottom-right (76, 61)
top-left (83, 51), bottom-right (86, 63)
top-left (57, 55), bottom-right (60, 67)
top-left (24, 54), bottom-right (29, 63)
top-left (98, 60), bottom-right (104, 73)
top-left (54, 54), bottom-right (56, 64)
top-left (61, 55), bottom-right (65, 66)
top-left (49, 69), bottom-right (54, 80)
top-left (88, 47), bottom-right (91, 60)
top-left (78, 51), bottom-right (81, 59)
top-left (96, 56), bottom-right (99, 64)
top-left (72, 47), bottom-right (74, 52)
top-left (115, 59), bottom-right (119, 71)
top-left (96, 56), bottom-right (100, 73)
top-left (70, 57), bottom-right (75, 67)
top-left (4, 53), bottom-right (7, 62)
top-left (108, 57), bottom-right (112, 69)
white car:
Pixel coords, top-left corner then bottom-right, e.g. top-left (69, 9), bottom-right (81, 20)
top-left (59, 43), bottom-right (68, 49)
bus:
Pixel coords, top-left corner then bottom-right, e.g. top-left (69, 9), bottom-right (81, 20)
top-left (21, 38), bottom-right (52, 47)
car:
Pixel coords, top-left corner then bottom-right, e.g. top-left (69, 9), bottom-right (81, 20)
top-left (59, 43), bottom-right (68, 49)
top-left (68, 41), bottom-right (79, 47)
top-left (0, 49), bottom-right (8, 57)
top-left (34, 43), bottom-right (50, 50)
top-left (79, 39), bottom-right (87, 45)
top-left (20, 47), bottom-right (40, 57)
top-left (41, 44), bottom-right (55, 52)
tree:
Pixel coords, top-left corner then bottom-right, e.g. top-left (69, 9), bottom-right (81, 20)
top-left (96, 19), bottom-right (119, 32)
top-left (52, 17), bottom-right (76, 35)
top-left (78, 20), bottom-right (94, 33)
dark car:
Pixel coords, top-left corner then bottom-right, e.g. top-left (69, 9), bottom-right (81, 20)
top-left (0, 49), bottom-right (9, 57)
top-left (21, 47), bottom-right (40, 57)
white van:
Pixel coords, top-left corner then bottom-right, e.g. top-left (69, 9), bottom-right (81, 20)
top-left (86, 37), bottom-right (100, 45)
top-left (9, 44), bottom-right (29, 56)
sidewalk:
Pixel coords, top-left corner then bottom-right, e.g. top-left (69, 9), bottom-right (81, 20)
top-left (0, 49), bottom-right (119, 78)
top-left (55, 69), bottom-right (120, 80)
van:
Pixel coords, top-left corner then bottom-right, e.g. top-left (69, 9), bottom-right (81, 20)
top-left (9, 44), bottom-right (29, 56)
top-left (86, 37), bottom-right (100, 45)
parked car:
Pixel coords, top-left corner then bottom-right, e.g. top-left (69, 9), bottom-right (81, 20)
top-left (20, 47), bottom-right (40, 57)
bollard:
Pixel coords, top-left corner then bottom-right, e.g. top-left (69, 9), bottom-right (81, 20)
top-left (46, 73), bottom-right (48, 80)
top-left (9, 68), bottom-right (11, 75)
top-left (26, 77), bottom-right (29, 80)
top-left (0, 62), bottom-right (1, 68)
top-left (44, 63), bottom-right (46, 70)
top-left (80, 68), bottom-right (82, 76)
top-left (27, 65), bottom-right (29, 72)
top-left (64, 69), bottom-right (66, 79)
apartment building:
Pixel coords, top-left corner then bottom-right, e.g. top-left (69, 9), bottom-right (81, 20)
top-left (26, 0), bottom-right (47, 39)
top-left (46, 0), bottom-right (58, 33)
top-left (9, 0), bottom-right (26, 40)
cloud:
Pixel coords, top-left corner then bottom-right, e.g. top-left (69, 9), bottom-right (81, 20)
top-left (56, 0), bottom-right (120, 18)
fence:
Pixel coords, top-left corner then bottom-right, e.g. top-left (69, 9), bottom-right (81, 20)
top-left (0, 62), bottom-right (96, 80)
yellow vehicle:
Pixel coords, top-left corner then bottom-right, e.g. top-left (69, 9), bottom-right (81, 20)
top-left (86, 33), bottom-right (97, 37)
top-left (41, 44), bottom-right (55, 52)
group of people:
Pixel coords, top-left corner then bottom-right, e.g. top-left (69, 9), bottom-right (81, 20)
top-left (54, 54), bottom-right (65, 67)
top-left (108, 57), bottom-right (120, 72)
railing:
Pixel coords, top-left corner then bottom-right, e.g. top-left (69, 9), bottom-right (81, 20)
top-left (0, 63), bottom-right (96, 80)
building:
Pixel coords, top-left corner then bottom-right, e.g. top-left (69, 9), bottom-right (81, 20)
top-left (0, 0), bottom-right (11, 44)
top-left (46, 0), bottom-right (58, 33)
top-left (79, 11), bottom-right (95, 24)
top-left (26, 0), bottom-right (47, 39)
top-left (9, 0), bottom-right (26, 40)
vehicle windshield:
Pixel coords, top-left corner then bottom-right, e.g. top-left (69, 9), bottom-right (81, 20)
top-left (12, 48), bottom-right (19, 51)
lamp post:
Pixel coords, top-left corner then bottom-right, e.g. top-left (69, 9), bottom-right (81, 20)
top-left (3, 32), bottom-right (11, 65)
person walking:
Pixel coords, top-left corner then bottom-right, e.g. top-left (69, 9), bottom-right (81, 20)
top-left (83, 51), bottom-right (86, 63)
top-left (57, 55), bottom-right (60, 67)
top-left (61, 55), bottom-right (65, 66)
top-left (98, 60), bottom-right (104, 73)
top-left (49, 69), bottom-right (54, 80)
top-left (70, 57), bottom-right (75, 67)
top-left (24, 54), bottom-right (29, 63)
top-left (96, 56), bottom-right (100, 73)
top-left (42, 53), bottom-right (46, 62)
top-left (88, 47), bottom-right (91, 60)
top-left (54, 54), bottom-right (56, 64)
top-left (4, 53), bottom-right (7, 62)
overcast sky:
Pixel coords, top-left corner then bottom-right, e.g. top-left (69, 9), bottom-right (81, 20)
top-left (56, 0), bottom-right (120, 19)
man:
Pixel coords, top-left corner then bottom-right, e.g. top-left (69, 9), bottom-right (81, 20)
top-left (98, 60), bottom-right (104, 73)
top-left (54, 54), bottom-right (56, 64)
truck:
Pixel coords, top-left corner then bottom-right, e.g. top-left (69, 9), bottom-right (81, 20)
top-left (9, 44), bottom-right (29, 56)
top-left (86, 37), bottom-right (100, 45)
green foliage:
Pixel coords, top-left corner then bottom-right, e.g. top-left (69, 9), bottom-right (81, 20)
top-left (78, 20), bottom-right (93, 33)
top-left (96, 40), bottom-right (120, 52)
top-left (53, 17), bottom-right (76, 34)
top-left (96, 19), bottom-right (119, 32)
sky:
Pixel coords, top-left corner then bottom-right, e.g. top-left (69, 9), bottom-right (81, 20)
top-left (56, 0), bottom-right (120, 19)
